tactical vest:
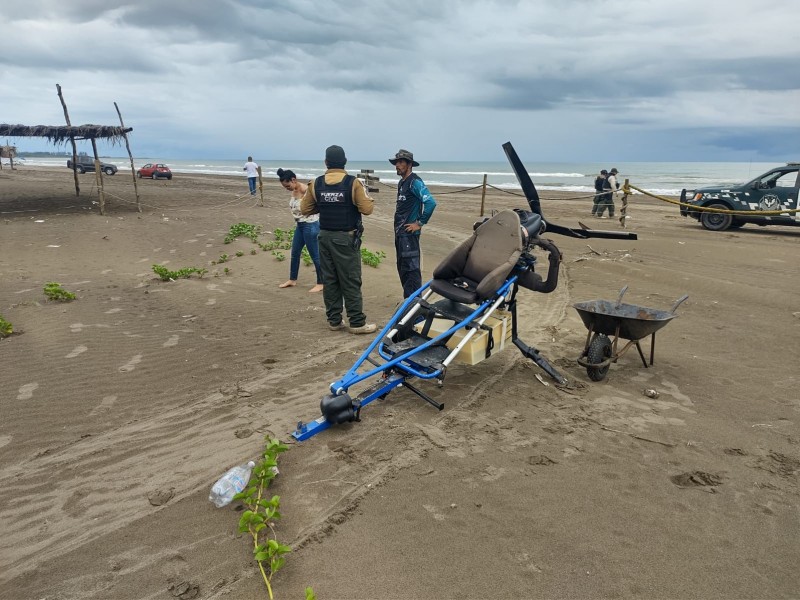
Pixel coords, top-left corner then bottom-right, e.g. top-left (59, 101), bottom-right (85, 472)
top-left (314, 174), bottom-right (360, 231)
top-left (394, 173), bottom-right (422, 230)
top-left (594, 176), bottom-right (605, 192)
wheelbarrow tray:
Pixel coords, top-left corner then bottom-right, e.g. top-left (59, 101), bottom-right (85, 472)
top-left (573, 300), bottom-right (677, 341)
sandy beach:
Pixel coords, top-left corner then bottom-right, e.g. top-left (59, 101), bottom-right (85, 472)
top-left (1, 165), bottom-right (799, 600)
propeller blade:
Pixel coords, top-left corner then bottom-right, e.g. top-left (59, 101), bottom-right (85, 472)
top-left (502, 141), bottom-right (541, 216)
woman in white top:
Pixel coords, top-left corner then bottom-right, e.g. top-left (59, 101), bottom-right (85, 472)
top-left (277, 168), bottom-right (323, 293)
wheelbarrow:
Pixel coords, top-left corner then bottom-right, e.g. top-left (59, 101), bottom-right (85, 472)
top-left (574, 286), bottom-right (688, 381)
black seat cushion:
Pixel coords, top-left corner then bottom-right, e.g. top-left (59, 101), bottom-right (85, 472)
top-left (431, 210), bottom-right (523, 304)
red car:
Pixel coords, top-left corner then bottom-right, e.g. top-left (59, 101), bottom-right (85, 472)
top-left (137, 163), bottom-right (173, 180)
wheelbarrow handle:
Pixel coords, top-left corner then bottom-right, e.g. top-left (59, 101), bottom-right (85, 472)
top-left (670, 294), bottom-right (689, 314)
top-left (615, 285), bottom-right (629, 308)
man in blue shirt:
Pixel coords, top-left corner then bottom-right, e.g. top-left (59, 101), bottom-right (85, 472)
top-left (389, 149), bottom-right (437, 298)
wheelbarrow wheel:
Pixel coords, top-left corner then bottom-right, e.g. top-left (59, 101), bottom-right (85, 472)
top-left (586, 334), bottom-right (612, 381)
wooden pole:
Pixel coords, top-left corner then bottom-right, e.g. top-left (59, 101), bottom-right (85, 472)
top-left (619, 178), bottom-right (630, 228)
top-left (56, 84), bottom-right (80, 197)
top-left (257, 165), bottom-right (264, 206)
top-left (114, 101), bottom-right (141, 212)
top-left (90, 137), bottom-right (107, 215)
top-left (479, 173), bottom-right (488, 216)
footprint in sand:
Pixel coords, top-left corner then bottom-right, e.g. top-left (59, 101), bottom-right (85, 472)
top-left (105, 308), bottom-right (122, 314)
top-left (184, 239), bottom-right (198, 244)
top-left (17, 383), bottom-right (39, 400)
top-left (65, 345), bottom-right (88, 358)
top-left (0, 435), bottom-right (12, 450)
top-left (206, 284), bottom-right (226, 294)
top-left (206, 298), bottom-right (216, 306)
top-left (101, 269), bottom-right (113, 275)
top-left (423, 504), bottom-right (446, 521)
top-left (119, 355), bottom-right (143, 372)
top-left (163, 335), bottom-right (179, 348)
top-left (199, 251), bottom-right (207, 257)
top-left (70, 323), bottom-right (84, 333)
top-left (90, 395), bottom-right (117, 415)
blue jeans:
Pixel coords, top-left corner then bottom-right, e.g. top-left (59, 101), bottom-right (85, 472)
top-left (248, 177), bottom-right (257, 195)
top-left (290, 221), bottom-right (323, 283)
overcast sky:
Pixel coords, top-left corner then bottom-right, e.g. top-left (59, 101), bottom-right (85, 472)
top-left (1, 0), bottom-right (798, 162)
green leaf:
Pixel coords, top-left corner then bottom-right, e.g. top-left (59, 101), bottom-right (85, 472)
top-left (270, 557), bottom-right (286, 573)
top-left (305, 587), bottom-right (317, 600)
top-left (254, 551), bottom-right (269, 562)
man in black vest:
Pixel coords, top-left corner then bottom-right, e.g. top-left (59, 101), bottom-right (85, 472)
top-left (592, 169), bottom-right (608, 216)
top-left (300, 145), bottom-right (376, 334)
top-left (389, 149), bottom-right (437, 298)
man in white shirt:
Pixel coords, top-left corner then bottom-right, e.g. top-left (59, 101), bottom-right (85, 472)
top-left (243, 156), bottom-right (259, 196)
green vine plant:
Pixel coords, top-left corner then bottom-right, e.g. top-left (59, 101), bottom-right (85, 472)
top-left (43, 282), bottom-right (76, 302)
top-left (301, 247), bottom-right (312, 267)
top-left (232, 437), bottom-right (314, 600)
top-left (224, 222), bottom-right (262, 244)
top-left (0, 314), bottom-right (13, 338)
top-left (152, 264), bottom-right (208, 281)
top-left (360, 247), bottom-right (387, 268)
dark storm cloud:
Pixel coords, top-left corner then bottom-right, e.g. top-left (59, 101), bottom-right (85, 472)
top-left (1, 0), bottom-right (798, 160)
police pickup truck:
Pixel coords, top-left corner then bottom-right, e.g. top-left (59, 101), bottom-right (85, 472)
top-left (680, 163), bottom-right (799, 231)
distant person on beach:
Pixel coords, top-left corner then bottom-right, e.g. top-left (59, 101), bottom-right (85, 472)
top-left (243, 156), bottom-right (259, 196)
top-left (277, 168), bottom-right (323, 293)
top-left (592, 170), bottom-right (608, 217)
top-left (300, 145), bottom-right (376, 334)
top-left (597, 167), bottom-right (620, 218)
top-left (389, 149), bottom-right (437, 298)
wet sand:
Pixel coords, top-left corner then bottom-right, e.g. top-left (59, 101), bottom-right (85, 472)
top-left (1, 165), bottom-right (798, 599)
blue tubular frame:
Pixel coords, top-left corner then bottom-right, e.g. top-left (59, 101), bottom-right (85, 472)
top-left (331, 277), bottom-right (517, 394)
top-left (292, 275), bottom-right (520, 441)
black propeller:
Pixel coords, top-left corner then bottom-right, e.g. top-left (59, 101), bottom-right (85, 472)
top-left (502, 141), bottom-right (637, 241)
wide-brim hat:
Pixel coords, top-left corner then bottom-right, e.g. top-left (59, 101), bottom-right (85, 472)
top-left (389, 149), bottom-right (419, 167)
top-left (609, 168), bottom-right (619, 174)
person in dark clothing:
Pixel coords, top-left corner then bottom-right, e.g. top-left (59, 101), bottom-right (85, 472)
top-left (389, 149), bottom-right (437, 298)
top-left (300, 145), bottom-right (376, 334)
top-left (592, 169), bottom-right (608, 216)
top-left (597, 167), bottom-right (619, 218)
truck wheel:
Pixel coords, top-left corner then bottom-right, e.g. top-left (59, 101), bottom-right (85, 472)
top-left (137, 171), bottom-right (142, 178)
top-left (104, 167), bottom-right (115, 176)
top-left (586, 334), bottom-right (612, 382)
top-left (76, 165), bottom-right (85, 174)
top-left (700, 203), bottom-right (733, 231)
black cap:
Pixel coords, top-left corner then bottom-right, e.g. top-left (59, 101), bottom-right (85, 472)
top-left (610, 168), bottom-right (618, 174)
top-left (325, 145), bottom-right (347, 167)
top-left (600, 169), bottom-right (608, 175)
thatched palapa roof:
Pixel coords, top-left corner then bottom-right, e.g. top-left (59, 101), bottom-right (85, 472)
top-left (0, 124), bottom-right (132, 144)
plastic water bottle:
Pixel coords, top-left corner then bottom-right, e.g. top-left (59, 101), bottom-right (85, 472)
top-left (208, 461), bottom-right (255, 508)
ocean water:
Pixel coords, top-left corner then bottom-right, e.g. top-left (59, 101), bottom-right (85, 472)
top-left (12, 156), bottom-right (784, 197)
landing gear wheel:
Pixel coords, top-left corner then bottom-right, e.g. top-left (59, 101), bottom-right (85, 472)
top-left (586, 334), bottom-right (612, 381)
top-left (700, 203), bottom-right (733, 231)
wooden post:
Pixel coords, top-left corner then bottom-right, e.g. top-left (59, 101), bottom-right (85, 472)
top-left (257, 165), bottom-right (264, 206)
top-left (619, 178), bottom-right (630, 228)
top-left (90, 137), bottom-right (107, 215)
top-left (56, 84), bottom-right (80, 197)
top-left (479, 174), bottom-right (488, 216)
top-left (114, 101), bottom-right (141, 212)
